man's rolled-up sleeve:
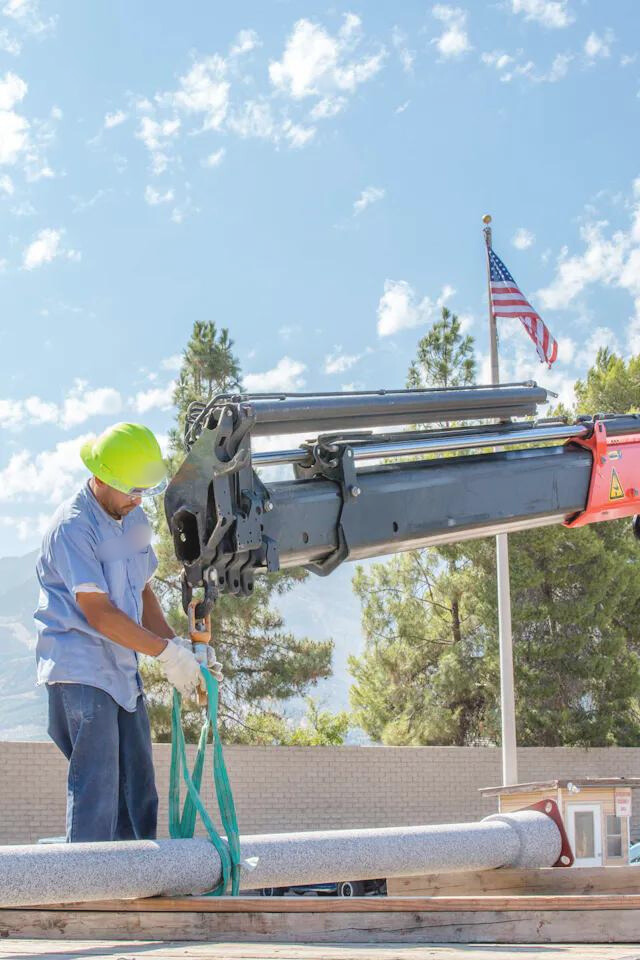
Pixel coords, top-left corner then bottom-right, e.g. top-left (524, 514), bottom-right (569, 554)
top-left (51, 523), bottom-right (109, 597)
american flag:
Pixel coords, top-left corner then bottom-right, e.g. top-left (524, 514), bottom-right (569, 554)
top-left (488, 246), bottom-right (558, 368)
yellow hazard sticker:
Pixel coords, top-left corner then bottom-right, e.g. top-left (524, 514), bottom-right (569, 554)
top-left (610, 468), bottom-right (625, 500)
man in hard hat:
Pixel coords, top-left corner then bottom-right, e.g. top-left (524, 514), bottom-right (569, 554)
top-left (35, 422), bottom-right (220, 843)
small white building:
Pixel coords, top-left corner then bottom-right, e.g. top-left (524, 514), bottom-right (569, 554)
top-left (480, 778), bottom-right (640, 868)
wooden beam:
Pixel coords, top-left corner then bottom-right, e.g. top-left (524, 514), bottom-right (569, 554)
top-left (2, 905), bottom-right (640, 943)
top-left (387, 865), bottom-right (640, 897)
top-left (15, 893), bottom-right (640, 913)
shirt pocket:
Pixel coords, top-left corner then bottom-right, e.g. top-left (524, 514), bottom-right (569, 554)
top-left (101, 557), bottom-right (126, 600)
top-left (129, 547), bottom-right (151, 592)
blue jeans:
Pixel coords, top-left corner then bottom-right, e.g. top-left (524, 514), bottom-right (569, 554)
top-left (47, 683), bottom-right (158, 843)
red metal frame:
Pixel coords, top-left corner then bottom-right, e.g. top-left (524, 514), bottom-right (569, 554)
top-left (564, 421), bottom-right (640, 528)
top-left (524, 798), bottom-right (574, 867)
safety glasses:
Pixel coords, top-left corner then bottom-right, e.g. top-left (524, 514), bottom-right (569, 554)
top-left (126, 477), bottom-right (168, 499)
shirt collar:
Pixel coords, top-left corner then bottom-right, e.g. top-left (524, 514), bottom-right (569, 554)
top-left (83, 480), bottom-right (129, 532)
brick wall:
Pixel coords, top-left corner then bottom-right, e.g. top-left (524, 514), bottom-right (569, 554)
top-left (1, 742), bottom-right (638, 844)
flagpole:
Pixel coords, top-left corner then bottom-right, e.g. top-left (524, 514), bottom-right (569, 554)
top-left (482, 214), bottom-right (518, 787)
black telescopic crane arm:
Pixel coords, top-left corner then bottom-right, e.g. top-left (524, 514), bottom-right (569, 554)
top-left (164, 384), bottom-right (640, 616)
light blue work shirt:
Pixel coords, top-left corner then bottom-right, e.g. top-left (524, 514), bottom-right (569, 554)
top-left (34, 481), bottom-right (158, 712)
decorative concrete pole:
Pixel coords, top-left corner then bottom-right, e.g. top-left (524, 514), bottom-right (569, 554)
top-left (0, 809), bottom-right (563, 907)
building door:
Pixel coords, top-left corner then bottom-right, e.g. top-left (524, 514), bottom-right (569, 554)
top-left (567, 804), bottom-right (602, 867)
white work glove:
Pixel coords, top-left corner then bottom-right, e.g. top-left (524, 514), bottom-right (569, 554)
top-left (156, 639), bottom-right (202, 698)
top-left (174, 637), bottom-right (224, 683)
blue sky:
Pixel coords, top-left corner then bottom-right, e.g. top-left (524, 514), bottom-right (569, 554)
top-left (0, 0), bottom-right (639, 557)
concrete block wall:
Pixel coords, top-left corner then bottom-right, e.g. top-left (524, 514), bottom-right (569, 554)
top-left (0, 742), bottom-right (638, 844)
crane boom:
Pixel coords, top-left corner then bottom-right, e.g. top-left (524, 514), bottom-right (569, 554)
top-left (164, 383), bottom-right (640, 616)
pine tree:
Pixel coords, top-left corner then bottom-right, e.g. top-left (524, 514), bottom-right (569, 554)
top-left (142, 321), bottom-right (334, 742)
top-left (574, 348), bottom-right (640, 415)
top-left (349, 324), bottom-right (640, 747)
top-left (349, 308), bottom-right (493, 744)
top-left (407, 307), bottom-right (475, 389)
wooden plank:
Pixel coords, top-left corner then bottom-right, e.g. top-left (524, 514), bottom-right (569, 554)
top-left (480, 780), bottom-right (560, 796)
top-left (387, 865), bottom-right (640, 897)
top-left (2, 907), bottom-right (640, 943)
top-left (10, 893), bottom-right (640, 913)
top-left (480, 778), bottom-right (640, 797)
top-left (2, 941), bottom-right (639, 959)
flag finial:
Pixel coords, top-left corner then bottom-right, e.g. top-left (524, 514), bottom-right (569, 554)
top-left (482, 213), bottom-right (492, 224)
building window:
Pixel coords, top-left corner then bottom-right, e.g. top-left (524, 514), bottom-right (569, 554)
top-left (574, 811), bottom-right (596, 859)
top-left (606, 815), bottom-right (623, 858)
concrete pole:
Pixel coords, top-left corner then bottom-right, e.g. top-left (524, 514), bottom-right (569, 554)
top-left (483, 214), bottom-right (518, 787)
top-left (0, 810), bottom-right (562, 907)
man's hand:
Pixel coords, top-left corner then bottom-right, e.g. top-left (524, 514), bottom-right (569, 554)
top-left (175, 638), bottom-right (224, 682)
top-left (205, 646), bottom-right (224, 682)
top-left (156, 639), bottom-right (202, 697)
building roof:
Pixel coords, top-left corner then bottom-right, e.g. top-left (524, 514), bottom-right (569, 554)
top-left (479, 777), bottom-right (640, 797)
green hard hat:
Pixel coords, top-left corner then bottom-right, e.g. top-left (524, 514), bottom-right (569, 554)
top-left (80, 422), bottom-right (167, 496)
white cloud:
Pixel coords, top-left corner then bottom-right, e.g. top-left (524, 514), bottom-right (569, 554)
top-left (512, 227), bottom-right (535, 250)
top-left (202, 147), bottom-right (225, 168)
top-left (278, 325), bottom-right (300, 341)
top-left (574, 326), bottom-right (619, 369)
top-left (376, 279), bottom-right (455, 337)
top-left (144, 184), bottom-right (174, 205)
top-left (2, 0), bottom-right (55, 36)
top-left (510, 0), bottom-right (574, 29)
top-left (0, 434), bottom-right (91, 504)
top-left (72, 188), bottom-right (113, 213)
top-left (131, 14), bottom-right (383, 172)
top-left (392, 27), bottom-right (414, 73)
top-left (132, 381), bottom-right (175, 414)
top-left (22, 227), bottom-right (59, 268)
top-left (0, 511), bottom-right (52, 541)
top-left (160, 56), bottom-right (229, 132)
top-left (353, 185), bottom-right (385, 216)
top-left (269, 15), bottom-right (386, 99)
top-left (0, 380), bottom-right (145, 432)
top-left (228, 98), bottom-right (276, 140)
top-left (22, 228), bottom-right (79, 270)
top-left (535, 178), bottom-right (640, 352)
top-left (23, 395), bottom-right (58, 424)
top-left (0, 173), bottom-right (13, 194)
top-left (0, 71), bottom-right (28, 167)
top-left (135, 115), bottom-right (181, 175)
top-left (481, 50), bottom-right (515, 72)
top-left (230, 29), bottom-right (261, 58)
top-left (431, 6), bottom-right (472, 59)
top-left (131, 14), bottom-right (382, 168)
top-left (282, 119), bottom-right (316, 148)
top-left (61, 380), bottom-right (122, 429)
top-left (0, 398), bottom-right (23, 430)
top-left (544, 52), bottom-right (572, 82)
top-left (620, 54), bottom-right (636, 68)
top-left (228, 99), bottom-right (316, 149)
top-left (395, 99), bottom-right (410, 114)
top-left (104, 110), bottom-right (127, 129)
top-left (0, 70), bottom-right (23, 109)
top-left (243, 356), bottom-right (306, 392)
top-left (482, 48), bottom-right (571, 84)
top-left (584, 29), bottom-right (614, 61)
top-left (310, 96), bottom-right (347, 119)
top-left (537, 223), bottom-right (627, 310)
top-left (324, 348), bottom-right (364, 375)
top-left (0, 28), bottom-right (20, 54)
top-left (0, 77), bottom-right (60, 181)
top-left (161, 353), bottom-right (182, 371)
